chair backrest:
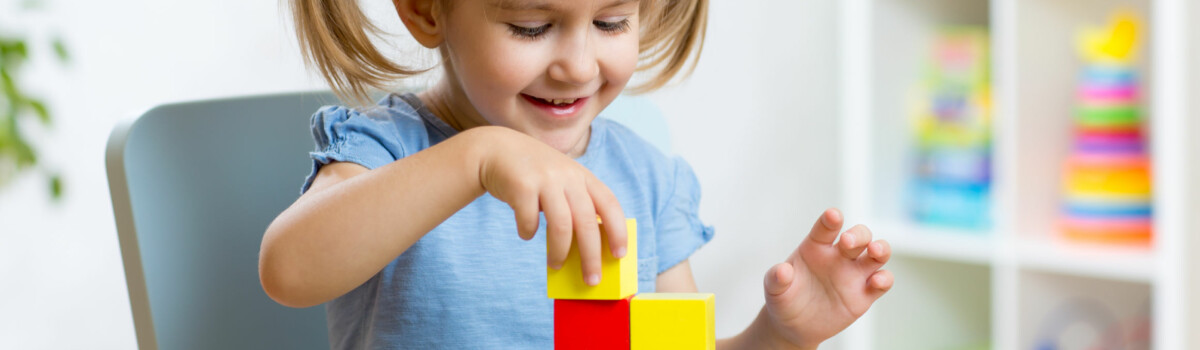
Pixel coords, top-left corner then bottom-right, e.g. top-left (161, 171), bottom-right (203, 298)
top-left (105, 90), bottom-right (670, 350)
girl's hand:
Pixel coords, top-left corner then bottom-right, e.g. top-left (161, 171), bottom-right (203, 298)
top-left (761, 208), bottom-right (893, 349)
top-left (472, 126), bottom-right (627, 286)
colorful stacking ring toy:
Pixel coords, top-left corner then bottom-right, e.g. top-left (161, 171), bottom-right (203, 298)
top-left (1061, 14), bottom-right (1152, 246)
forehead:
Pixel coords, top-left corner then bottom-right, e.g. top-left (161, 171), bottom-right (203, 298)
top-left (488, 0), bottom-right (639, 11)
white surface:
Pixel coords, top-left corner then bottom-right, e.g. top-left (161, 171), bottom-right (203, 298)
top-left (1015, 236), bottom-right (1155, 283)
top-left (991, 1), bottom-right (1021, 349)
top-left (836, 0), bottom-right (873, 348)
top-left (876, 221), bottom-right (996, 265)
top-left (1150, 0), bottom-right (1189, 348)
top-left (1188, 2), bottom-right (1200, 348)
top-left (0, 0), bottom-right (845, 348)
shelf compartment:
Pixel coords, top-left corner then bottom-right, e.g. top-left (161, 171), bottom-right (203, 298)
top-left (1012, 0), bottom-right (1156, 245)
top-left (1018, 270), bottom-right (1152, 350)
top-left (869, 0), bottom-right (995, 229)
top-left (874, 256), bottom-right (992, 350)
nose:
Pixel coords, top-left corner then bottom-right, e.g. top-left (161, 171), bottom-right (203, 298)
top-left (548, 28), bottom-right (600, 86)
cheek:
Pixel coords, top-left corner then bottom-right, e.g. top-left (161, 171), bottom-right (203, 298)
top-left (463, 42), bottom-right (539, 92)
top-left (449, 33), bottom-right (544, 118)
top-left (599, 34), bottom-right (640, 90)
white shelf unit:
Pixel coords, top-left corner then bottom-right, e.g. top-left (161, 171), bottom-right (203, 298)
top-left (838, 0), bottom-right (1196, 349)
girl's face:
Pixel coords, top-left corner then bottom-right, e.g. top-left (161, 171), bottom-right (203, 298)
top-left (436, 0), bottom-right (640, 156)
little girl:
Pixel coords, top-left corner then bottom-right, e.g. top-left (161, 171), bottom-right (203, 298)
top-left (259, 0), bottom-right (895, 348)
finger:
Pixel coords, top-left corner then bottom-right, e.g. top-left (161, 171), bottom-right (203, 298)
top-left (806, 208), bottom-right (844, 245)
top-left (510, 191), bottom-right (540, 240)
top-left (588, 177), bottom-right (627, 258)
top-left (859, 240), bottom-right (891, 271)
top-left (866, 270), bottom-right (894, 300)
top-left (566, 185), bottom-right (602, 286)
top-left (838, 224), bottom-right (872, 260)
top-left (763, 262), bottom-right (795, 297)
top-left (542, 191), bottom-right (573, 270)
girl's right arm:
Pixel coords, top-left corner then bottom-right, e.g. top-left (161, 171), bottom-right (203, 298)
top-left (259, 126), bottom-right (628, 308)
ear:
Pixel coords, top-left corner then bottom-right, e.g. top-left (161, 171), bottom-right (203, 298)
top-left (394, 0), bottom-right (443, 48)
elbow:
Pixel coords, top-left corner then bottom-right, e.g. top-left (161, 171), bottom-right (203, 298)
top-left (259, 225), bottom-right (325, 309)
top-left (259, 254), bottom-right (325, 309)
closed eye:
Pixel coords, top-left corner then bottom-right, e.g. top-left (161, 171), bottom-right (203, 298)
top-left (508, 23), bottom-right (551, 39)
top-left (594, 18), bottom-right (631, 34)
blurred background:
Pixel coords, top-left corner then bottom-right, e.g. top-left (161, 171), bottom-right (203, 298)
top-left (0, 0), bottom-right (1196, 349)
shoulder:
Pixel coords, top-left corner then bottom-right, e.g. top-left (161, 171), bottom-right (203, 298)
top-left (310, 94), bottom-right (429, 147)
top-left (307, 93), bottom-right (433, 172)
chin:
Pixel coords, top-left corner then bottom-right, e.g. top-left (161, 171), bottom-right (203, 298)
top-left (537, 127), bottom-right (591, 154)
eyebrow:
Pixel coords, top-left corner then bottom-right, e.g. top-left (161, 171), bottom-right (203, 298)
top-left (490, 0), bottom-right (638, 12)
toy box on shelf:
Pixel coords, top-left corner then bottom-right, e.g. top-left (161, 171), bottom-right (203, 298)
top-left (909, 28), bottom-right (993, 230)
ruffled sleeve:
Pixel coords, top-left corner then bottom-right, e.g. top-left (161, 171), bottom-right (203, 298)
top-left (653, 156), bottom-right (716, 274)
top-left (301, 106), bottom-right (407, 193)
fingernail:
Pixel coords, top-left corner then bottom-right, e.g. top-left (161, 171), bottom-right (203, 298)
top-left (614, 247), bottom-right (627, 258)
top-left (586, 274), bottom-right (601, 286)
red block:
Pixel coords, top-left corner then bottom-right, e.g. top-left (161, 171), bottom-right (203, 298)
top-left (554, 297), bottom-right (632, 349)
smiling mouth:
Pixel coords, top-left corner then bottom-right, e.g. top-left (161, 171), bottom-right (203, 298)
top-left (523, 94), bottom-right (585, 108)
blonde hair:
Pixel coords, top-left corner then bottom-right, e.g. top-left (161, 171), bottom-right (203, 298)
top-left (291, 0), bottom-right (708, 106)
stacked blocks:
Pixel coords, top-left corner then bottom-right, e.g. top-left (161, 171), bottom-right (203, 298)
top-left (550, 218), bottom-right (715, 349)
top-left (1061, 11), bottom-right (1153, 245)
top-left (630, 293), bottom-right (716, 350)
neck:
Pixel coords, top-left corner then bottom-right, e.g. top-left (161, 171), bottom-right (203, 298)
top-left (419, 78), bottom-right (489, 132)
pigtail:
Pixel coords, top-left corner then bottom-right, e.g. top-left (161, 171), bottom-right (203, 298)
top-left (631, 0), bottom-right (709, 93)
top-left (291, 0), bottom-right (427, 106)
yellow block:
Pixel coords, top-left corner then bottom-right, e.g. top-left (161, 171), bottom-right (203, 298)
top-left (631, 293), bottom-right (716, 350)
top-left (547, 218), bottom-right (638, 300)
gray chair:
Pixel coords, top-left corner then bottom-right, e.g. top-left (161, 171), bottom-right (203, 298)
top-left (105, 90), bottom-right (669, 349)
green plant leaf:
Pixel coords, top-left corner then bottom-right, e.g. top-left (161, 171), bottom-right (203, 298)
top-left (27, 98), bottom-right (50, 124)
top-left (0, 68), bottom-right (16, 98)
top-left (52, 37), bottom-right (69, 63)
top-left (3, 101), bottom-right (16, 140)
top-left (0, 15), bottom-right (71, 199)
top-left (13, 135), bottom-right (36, 166)
top-left (48, 173), bottom-right (63, 199)
top-left (0, 120), bottom-right (10, 146)
top-left (0, 40), bottom-right (29, 65)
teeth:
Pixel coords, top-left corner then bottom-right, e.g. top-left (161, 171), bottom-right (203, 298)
top-left (548, 98), bottom-right (577, 105)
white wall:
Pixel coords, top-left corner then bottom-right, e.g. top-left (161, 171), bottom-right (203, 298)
top-left (654, 0), bottom-right (843, 339)
top-left (0, 0), bottom-right (841, 348)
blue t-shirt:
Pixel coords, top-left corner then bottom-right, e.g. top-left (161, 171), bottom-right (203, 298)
top-left (303, 93), bottom-right (714, 349)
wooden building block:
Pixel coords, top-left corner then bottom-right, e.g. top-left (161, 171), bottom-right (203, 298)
top-left (547, 218), bottom-right (638, 300)
top-left (630, 293), bottom-right (715, 350)
top-left (554, 297), bottom-right (632, 349)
